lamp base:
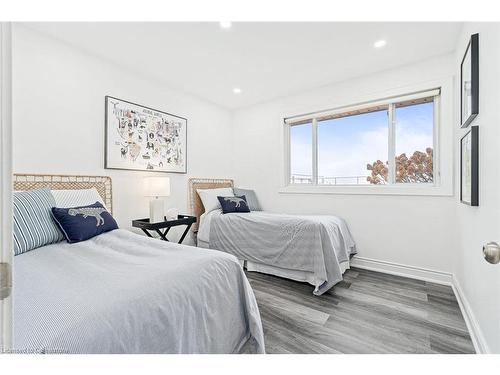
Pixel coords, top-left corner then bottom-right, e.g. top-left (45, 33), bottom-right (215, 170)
top-left (149, 198), bottom-right (164, 223)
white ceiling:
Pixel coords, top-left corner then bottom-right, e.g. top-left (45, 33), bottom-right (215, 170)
top-left (24, 22), bottom-right (463, 109)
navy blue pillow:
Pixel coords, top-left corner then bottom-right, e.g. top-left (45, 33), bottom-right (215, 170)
top-left (217, 195), bottom-right (250, 214)
top-left (51, 202), bottom-right (118, 243)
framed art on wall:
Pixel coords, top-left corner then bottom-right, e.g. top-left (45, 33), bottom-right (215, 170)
top-left (460, 33), bottom-right (479, 128)
top-left (460, 126), bottom-right (479, 206)
top-left (105, 96), bottom-right (187, 173)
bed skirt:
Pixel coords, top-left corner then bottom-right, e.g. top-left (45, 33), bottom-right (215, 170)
top-left (197, 238), bottom-right (350, 290)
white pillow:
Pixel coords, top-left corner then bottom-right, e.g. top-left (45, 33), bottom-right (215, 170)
top-left (197, 187), bottom-right (234, 213)
top-left (51, 188), bottom-right (106, 208)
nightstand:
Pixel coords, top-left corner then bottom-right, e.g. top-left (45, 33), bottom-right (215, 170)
top-left (132, 215), bottom-right (197, 244)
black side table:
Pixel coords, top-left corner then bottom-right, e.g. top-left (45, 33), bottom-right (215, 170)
top-left (132, 215), bottom-right (197, 244)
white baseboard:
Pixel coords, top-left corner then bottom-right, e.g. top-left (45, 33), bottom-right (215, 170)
top-left (451, 277), bottom-right (490, 354)
top-left (351, 256), bottom-right (453, 285)
top-left (350, 256), bottom-right (489, 354)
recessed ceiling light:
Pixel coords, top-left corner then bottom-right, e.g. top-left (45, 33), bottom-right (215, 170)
top-left (233, 88), bottom-right (242, 94)
top-left (374, 40), bottom-right (387, 48)
top-left (219, 21), bottom-right (232, 29)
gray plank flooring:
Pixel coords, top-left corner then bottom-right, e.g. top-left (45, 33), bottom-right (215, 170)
top-left (246, 267), bottom-right (475, 354)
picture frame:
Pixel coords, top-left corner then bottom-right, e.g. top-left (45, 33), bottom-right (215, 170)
top-left (104, 96), bottom-right (187, 174)
top-left (460, 126), bottom-right (479, 206)
top-left (460, 33), bottom-right (479, 128)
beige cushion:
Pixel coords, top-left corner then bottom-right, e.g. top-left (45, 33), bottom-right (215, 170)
top-left (197, 187), bottom-right (234, 213)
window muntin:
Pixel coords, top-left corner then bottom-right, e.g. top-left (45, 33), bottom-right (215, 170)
top-left (286, 90), bottom-right (438, 187)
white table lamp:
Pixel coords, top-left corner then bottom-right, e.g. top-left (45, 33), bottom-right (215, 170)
top-left (144, 177), bottom-right (171, 223)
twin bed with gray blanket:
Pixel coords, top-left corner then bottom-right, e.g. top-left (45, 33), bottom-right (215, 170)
top-left (197, 210), bottom-right (356, 296)
top-left (14, 229), bottom-right (265, 354)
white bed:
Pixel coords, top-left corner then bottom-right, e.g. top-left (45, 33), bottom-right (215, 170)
top-left (14, 229), bottom-right (265, 354)
top-left (12, 174), bottom-right (265, 354)
top-left (189, 178), bottom-right (356, 296)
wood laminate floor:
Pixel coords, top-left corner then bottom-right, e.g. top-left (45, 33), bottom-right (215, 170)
top-left (246, 267), bottom-right (475, 354)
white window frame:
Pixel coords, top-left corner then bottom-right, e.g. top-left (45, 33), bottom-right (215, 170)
top-left (281, 79), bottom-right (453, 197)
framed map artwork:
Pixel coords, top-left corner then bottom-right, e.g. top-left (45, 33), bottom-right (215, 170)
top-left (105, 96), bottom-right (187, 173)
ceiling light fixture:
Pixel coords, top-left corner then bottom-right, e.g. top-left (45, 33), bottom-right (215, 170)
top-left (233, 88), bottom-right (242, 94)
top-left (219, 21), bottom-right (232, 29)
top-left (374, 40), bottom-right (387, 48)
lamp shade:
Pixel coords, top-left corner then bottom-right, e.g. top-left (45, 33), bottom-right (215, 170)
top-left (144, 177), bottom-right (171, 197)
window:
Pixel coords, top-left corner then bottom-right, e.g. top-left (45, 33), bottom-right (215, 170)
top-left (394, 101), bottom-right (434, 184)
top-left (290, 122), bottom-right (312, 184)
top-left (286, 89), bottom-right (439, 187)
top-left (318, 110), bottom-right (388, 185)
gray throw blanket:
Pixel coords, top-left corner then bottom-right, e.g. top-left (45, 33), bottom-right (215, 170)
top-left (209, 211), bottom-right (356, 295)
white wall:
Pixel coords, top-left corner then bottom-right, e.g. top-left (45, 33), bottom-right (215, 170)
top-left (453, 23), bottom-right (500, 354)
top-left (11, 25), bottom-right (234, 242)
top-left (232, 55), bottom-right (457, 273)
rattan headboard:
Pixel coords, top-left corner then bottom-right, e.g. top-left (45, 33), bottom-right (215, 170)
top-left (188, 178), bottom-right (233, 232)
top-left (13, 174), bottom-right (113, 214)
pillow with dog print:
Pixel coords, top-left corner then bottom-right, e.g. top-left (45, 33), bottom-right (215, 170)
top-left (217, 195), bottom-right (251, 214)
top-left (51, 202), bottom-right (118, 243)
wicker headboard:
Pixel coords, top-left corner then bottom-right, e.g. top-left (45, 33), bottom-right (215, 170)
top-left (13, 174), bottom-right (113, 214)
top-left (188, 178), bottom-right (233, 232)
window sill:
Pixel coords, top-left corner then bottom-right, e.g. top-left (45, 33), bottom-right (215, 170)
top-left (278, 184), bottom-right (453, 197)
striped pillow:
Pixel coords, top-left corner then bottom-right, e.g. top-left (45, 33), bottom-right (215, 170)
top-left (13, 188), bottom-right (64, 255)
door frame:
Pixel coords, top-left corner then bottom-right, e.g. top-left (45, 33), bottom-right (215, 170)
top-left (0, 21), bottom-right (13, 352)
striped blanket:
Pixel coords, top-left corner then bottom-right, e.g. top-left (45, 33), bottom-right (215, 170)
top-left (209, 211), bottom-right (356, 295)
top-left (13, 229), bottom-right (264, 353)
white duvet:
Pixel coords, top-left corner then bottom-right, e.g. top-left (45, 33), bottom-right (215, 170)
top-left (13, 229), bottom-right (265, 354)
